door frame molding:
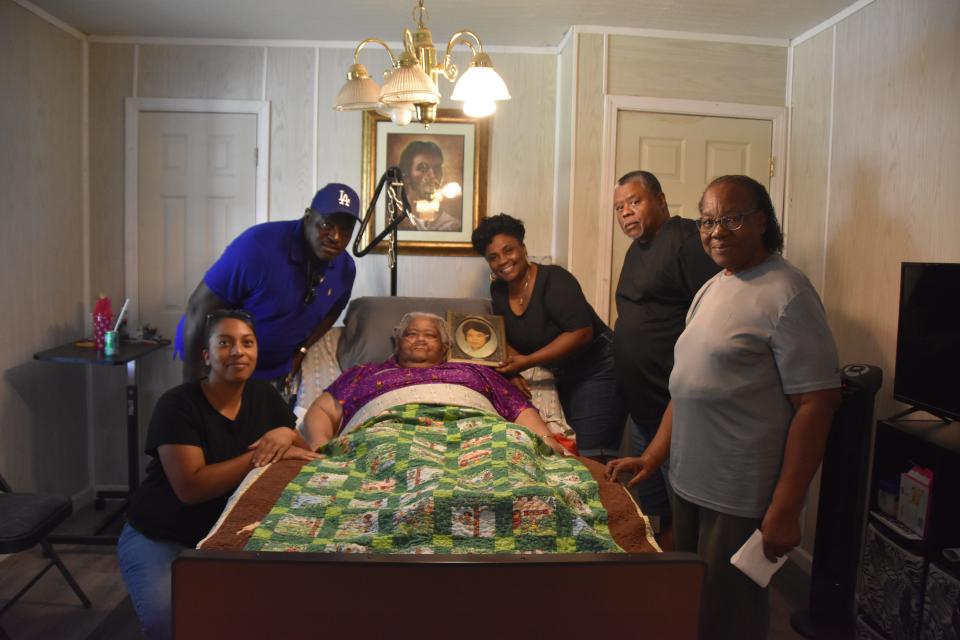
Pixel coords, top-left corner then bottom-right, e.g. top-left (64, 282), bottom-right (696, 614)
top-left (123, 97), bottom-right (270, 327)
top-left (596, 95), bottom-right (786, 322)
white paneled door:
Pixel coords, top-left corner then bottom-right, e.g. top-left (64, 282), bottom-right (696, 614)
top-left (138, 110), bottom-right (258, 341)
top-left (609, 111), bottom-right (772, 324)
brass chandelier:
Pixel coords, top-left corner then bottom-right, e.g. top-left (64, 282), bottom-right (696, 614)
top-left (333, 0), bottom-right (511, 126)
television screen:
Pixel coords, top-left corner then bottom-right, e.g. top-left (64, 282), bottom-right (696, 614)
top-left (894, 262), bottom-right (960, 421)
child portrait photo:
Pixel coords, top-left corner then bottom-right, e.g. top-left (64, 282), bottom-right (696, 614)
top-left (446, 312), bottom-right (506, 366)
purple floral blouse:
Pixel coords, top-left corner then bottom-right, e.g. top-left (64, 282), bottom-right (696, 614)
top-left (325, 359), bottom-right (533, 426)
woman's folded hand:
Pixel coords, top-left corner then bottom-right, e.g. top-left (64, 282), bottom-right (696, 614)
top-left (496, 354), bottom-right (532, 376)
top-left (280, 445), bottom-right (322, 463)
top-left (249, 427), bottom-right (297, 467)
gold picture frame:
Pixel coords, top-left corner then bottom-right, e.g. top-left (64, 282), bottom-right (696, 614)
top-left (361, 109), bottom-right (489, 256)
top-left (446, 312), bottom-right (506, 367)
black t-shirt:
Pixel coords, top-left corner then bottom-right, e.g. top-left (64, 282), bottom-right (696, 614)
top-left (491, 264), bottom-right (609, 371)
top-left (613, 216), bottom-right (720, 422)
top-left (125, 379), bottom-right (295, 547)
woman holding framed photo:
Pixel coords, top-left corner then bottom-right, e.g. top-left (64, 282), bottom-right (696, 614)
top-left (471, 214), bottom-right (626, 461)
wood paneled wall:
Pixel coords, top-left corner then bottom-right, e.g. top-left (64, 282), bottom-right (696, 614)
top-left (608, 36), bottom-right (787, 106)
top-left (0, 2), bottom-right (87, 494)
top-left (568, 34), bottom-right (606, 299)
top-left (790, 0), bottom-right (960, 422)
top-left (554, 40), bottom-right (574, 268)
top-left (785, 29), bottom-right (833, 293)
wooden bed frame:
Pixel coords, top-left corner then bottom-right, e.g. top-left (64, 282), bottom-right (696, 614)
top-left (173, 550), bottom-right (705, 638)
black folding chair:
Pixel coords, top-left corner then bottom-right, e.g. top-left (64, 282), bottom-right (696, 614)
top-left (0, 472), bottom-right (91, 633)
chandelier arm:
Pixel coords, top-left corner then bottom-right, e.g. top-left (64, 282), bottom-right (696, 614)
top-left (441, 31), bottom-right (483, 80)
top-left (354, 38), bottom-right (400, 68)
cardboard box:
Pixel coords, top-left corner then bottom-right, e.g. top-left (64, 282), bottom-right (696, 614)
top-left (898, 466), bottom-right (934, 537)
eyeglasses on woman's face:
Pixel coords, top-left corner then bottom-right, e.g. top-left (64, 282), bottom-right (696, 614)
top-left (695, 210), bottom-right (758, 233)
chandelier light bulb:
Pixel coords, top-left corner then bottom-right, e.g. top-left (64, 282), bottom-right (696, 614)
top-left (390, 104), bottom-right (414, 126)
top-left (463, 100), bottom-right (496, 118)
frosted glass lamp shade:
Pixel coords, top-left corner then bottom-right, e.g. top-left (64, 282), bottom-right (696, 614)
top-left (381, 64), bottom-right (439, 106)
top-left (334, 76), bottom-right (381, 111)
top-left (451, 66), bottom-right (511, 103)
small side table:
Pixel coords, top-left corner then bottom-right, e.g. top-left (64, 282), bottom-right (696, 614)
top-left (34, 339), bottom-right (171, 544)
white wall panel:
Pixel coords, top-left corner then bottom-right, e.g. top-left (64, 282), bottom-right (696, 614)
top-left (608, 35), bottom-right (787, 107)
top-left (824, 0), bottom-right (960, 419)
top-left (137, 44), bottom-right (264, 100)
top-left (266, 47), bottom-right (316, 218)
top-left (785, 29), bottom-right (833, 294)
top-left (0, 1), bottom-right (87, 494)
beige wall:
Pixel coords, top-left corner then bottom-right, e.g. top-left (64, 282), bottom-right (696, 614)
top-left (554, 38), bottom-right (574, 268)
top-left (789, 0), bottom-right (960, 419)
top-left (0, 1), bottom-right (88, 494)
top-left (566, 32), bottom-right (788, 305)
top-left (86, 42), bottom-right (556, 484)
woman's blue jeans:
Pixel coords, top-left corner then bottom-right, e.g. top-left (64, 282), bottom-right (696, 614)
top-left (117, 522), bottom-right (186, 640)
top-left (555, 334), bottom-right (627, 458)
top-left (628, 415), bottom-right (674, 517)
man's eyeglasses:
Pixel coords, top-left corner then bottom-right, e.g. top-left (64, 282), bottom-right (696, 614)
top-left (695, 210), bottom-right (757, 233)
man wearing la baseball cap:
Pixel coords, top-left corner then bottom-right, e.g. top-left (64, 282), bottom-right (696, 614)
top-left (175, 183), bottom-right (362, 384)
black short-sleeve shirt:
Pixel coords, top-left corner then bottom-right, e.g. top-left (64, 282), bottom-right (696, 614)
top-left (491, 264), bottom-right (608, 370)
top-left (613, 216), bottom-right (720, 421)
top-left (125, 379), bottom-right (295, 547)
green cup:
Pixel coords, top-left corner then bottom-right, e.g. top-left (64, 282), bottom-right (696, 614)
top-left (104, 330), bottom-right (118, 357)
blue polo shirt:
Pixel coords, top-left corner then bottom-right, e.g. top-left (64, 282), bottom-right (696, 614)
top-left (174, 219), bottom-right (355, 379)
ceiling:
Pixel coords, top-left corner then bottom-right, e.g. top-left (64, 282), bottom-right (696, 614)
top-left (29, 0), bottom-right (859, 47)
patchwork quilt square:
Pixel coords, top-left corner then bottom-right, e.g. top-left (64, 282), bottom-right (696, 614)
top-left (451, 505), bottom-right (496, 538)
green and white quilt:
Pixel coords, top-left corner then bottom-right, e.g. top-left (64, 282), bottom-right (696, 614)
top-left (244, 403), bottom-right (622, 554)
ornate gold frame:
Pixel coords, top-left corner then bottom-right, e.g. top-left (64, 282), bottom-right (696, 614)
top-left (360, 109), bottom-right (489, 256)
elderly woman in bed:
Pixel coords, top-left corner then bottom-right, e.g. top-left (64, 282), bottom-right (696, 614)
top-left (304, 312), bottom-right (569, 455)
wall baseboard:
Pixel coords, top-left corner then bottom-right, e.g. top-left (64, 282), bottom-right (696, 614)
top-left (71, 485), bottom-right (97, 509)
top-left (788, 546), bottom-right (813, 574)
top-left (774, 556), bottom-right (812, 611)
top-left (71, 484), bottom-right (129, 509)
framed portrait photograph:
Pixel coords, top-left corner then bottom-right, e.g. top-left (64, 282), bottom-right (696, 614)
top-left (361, 109), bottom-right (489, 255)
top-left (446, 312), bottom-right (506, 367)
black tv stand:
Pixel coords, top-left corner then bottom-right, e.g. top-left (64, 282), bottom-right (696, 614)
top-left (887, 406), bottom-right (953, 424)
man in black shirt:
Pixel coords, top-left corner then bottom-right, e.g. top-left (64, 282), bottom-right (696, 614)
top-left (612, 171), bottom-right (720, 528)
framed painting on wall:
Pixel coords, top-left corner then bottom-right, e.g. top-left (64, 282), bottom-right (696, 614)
top-left (361, 109), bottom-right (489, 255)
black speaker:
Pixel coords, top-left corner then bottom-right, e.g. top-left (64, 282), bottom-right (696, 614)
top-left (792, 363), bottom-right (882, 639)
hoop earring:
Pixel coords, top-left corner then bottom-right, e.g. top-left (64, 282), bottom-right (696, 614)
top-left (489, 271), bottom-right (498, 282)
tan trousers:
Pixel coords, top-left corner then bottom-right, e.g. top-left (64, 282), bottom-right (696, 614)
top-left (672, 494), bottom-right (770, 640)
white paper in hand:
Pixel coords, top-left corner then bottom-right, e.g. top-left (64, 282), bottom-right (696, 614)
top-left (729, 529), bottom-right (788, 587)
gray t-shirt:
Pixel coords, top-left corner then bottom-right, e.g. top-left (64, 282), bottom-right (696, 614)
top-left (668, 254), bottom-right (840, 518)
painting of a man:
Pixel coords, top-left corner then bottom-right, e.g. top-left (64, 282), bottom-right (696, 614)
top-left (395, 139), bottom-right (463, 232)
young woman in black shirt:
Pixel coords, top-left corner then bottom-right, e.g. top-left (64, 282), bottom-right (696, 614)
top-left (472, 214), bottom-right (626, 461)
top-left (118, 310), bottom-right (319, 640)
